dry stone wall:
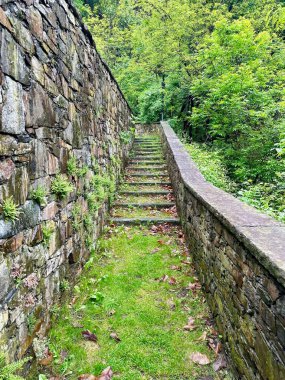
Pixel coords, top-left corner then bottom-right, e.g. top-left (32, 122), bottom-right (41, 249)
top-left (160, 121), bottom-right (285, 380)
top-left (0, 0), bottom-right (132, 359)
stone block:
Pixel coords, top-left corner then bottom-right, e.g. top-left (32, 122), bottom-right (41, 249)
top-left (0, 158), bottom-right (15, 184)
top-left (24, 83), bottom-right (56, 128)
top-left (1, 76), bottom-right (25, 135)
top-left (1, 29), bottom-right (30, 85)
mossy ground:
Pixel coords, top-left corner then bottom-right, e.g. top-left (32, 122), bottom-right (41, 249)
top-left (44, 225), bottom-right (225, 380)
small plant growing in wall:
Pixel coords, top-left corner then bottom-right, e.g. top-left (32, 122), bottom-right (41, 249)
top-left (0, 353), bottom-right (30, 380)
top-left (77, 165), bottom-right (89, 178)
top-left (31, 186), bottom-right (48, 206)
top-left (27, 313), bottom-right (37, 334)
top-left (72, 203), bottom-right (82, 232)
top-left (1, 197), bottom-right (20, 222)
top-left (67, 156), bottom-right (78, 176)
top-left (120, 130), bottom-right (133, 144)
top-left (42, 223), bottom-right (54, 247)
top-left (51, 175), bottom-right (74, 199)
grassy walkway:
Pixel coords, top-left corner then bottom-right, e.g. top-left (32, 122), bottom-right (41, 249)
top-left (43, 136), bottom-right (230, 380)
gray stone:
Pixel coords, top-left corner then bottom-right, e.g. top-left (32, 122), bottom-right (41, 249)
top-left (0, 30), bottom-right (30, 85)
top-left (0, 261), bottom-right (9, 301)
top-left (0, 201), bottom-right (40, 239)
top-left (1, 77), bottom-right (25, 135)
top-left (24, 83), bottom-right (56, 127)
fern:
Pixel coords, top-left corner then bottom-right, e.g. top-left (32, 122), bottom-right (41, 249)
top-left (0, 353), bottom-right (30, 380)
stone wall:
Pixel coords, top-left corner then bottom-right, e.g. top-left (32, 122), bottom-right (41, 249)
top-left (160, 121), bottom-right (285, 380)
top-left (0, 0), bottom-right (132, 359)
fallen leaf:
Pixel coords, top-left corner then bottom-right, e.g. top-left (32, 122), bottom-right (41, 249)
top-left (169, 277), bottom-right (177, 285)
top-left (197, 331), bottom-right (208, 341)
top-left (110, 332), bottom-right (121, 342)
top-left (190, 352), bottom-right (210, 365)
top-left (158, 274), bottom-right (169, 282)
top-left (213, 354), bottom-right (227, 372)
top-left (183, 317), bottom-right (196, 331)
top-left (150, 248), bottom-right (160, 254)
top-left (107, 309), bottom-right (116, 317)
top-left (186, 282), bottom-right (201, 291)
top-left (98, 366), bottom-right (113, 380)
top-left (78, 375), bottom-right (97, 380)
top-left (82, 330), bottom-right (98, 343)
top-left (38, 350), bottom-right (53, 366)
top-left (170, 265), bottom-right (181, 271)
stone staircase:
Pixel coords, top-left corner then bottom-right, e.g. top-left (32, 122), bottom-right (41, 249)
top-left (111, 135), bottom-right (180, 225)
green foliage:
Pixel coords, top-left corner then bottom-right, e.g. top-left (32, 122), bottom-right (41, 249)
top-left (185, 143), bottom-right (236, 192)
top-left (75, 0), bottom-right (285, 221)
top-left (187, 141), bottom-right (285, 222)
top-left (1, 197), bottom-right (20, 222)
top-left (67, 156), bottom-right (78, 176)
top-left (31, 186), bottom-right (47, 206)
top-left (0, 353), bottom-right (30, 380)
top-left (27, 313), bottom-right (36, 334)
top-left (119, 130), bottom-right (133, 144)
top-left (42, 223), bottom-right (54, 247)
top-left (51, 175), bottom-right (74, 199)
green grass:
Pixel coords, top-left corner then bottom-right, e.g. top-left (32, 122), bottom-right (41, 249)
top-left (111, 207), bottom-right (175, 218)
top-left (46, 226), bottom-right (218, 379)
top-left (116, 194), bottom-right (171, 204)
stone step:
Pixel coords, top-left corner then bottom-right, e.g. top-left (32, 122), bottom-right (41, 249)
top-left (113, 202), bottom-right (175, 209)
top-left (125, 181), bottom-right (172, 186)
top-left (133, 157), bottom-right (163, 161)
top-left (130, 161), bottom-right (166, 165)
top-left (126, 173), bottom-right (168, 178)
top-left (133, 151), bottom-right (162, 154)
top-left (128, 166), bottom-right (167, 170)
top-left (119, 191), bottom-right (173, 196)
top-left (110, 217), bottom-right (180, 226)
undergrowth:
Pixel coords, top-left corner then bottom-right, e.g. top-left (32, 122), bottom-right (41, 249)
top-left (45, 225), bottom-right (228, 380)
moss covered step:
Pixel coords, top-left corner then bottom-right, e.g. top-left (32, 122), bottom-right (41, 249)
top-left (130, 161), bottom-right (166, 165)
top-left (127, 166), bottom-right (167, 170)
top-left (132, 157), bottom-right (163, 161)
top-left (110, 217), bottom-right (180, 225)
top-left (113, 202), bottom-right (175, 209)
top-left (125, 181), bottom-right (172, 186)
top-left (119, 190), bottom-right (172, 196)
top-left (126, 173), bottom-right (169, 178)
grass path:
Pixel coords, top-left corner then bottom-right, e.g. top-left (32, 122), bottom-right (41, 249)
top-left (43, 135), bottom-right (230, 380)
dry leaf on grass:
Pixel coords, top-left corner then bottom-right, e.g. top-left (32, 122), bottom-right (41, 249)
top-left (186, 282), bottom-right (201, 291)
top-left (213, 354), bottom-right (227, 372)
top-left (190, 352), bottom-right (210, 365)
top-left (81, 330), bottom-right (98, 342)
top-left (78, 366), bottom-right (113, 380)
top-left (110, 332), bottom-right (121, 342)
top-left (183, 317), bottom-right (196, 331)
top-left (197, 331), bottom-right (208, 341)
top-left (38, 350), bottom-right (53, 366)
top-left (98, 367), bottom-right (113, 380)
top-left (169, 276), bottom-right (177, 285)
top-left (170, 265), bottom-right (181, 271)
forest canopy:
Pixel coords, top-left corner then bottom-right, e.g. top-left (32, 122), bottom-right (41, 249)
top-left (74, 0), bottom-right (285, 221)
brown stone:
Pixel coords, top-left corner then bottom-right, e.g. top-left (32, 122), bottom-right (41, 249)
top-left (0, 158), bottom-right (15, 184)
top-left (0, 8), bottom-right (13, 32)
top-left (27, 8), bottom-right (43, 40)
top-left (42, 202), bottom-right (58, 221)
top-left (1, 232), bottom-right (24, 254)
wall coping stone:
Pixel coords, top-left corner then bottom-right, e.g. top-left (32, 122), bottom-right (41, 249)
top-left (161, 121), bottom-right (285, 287)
